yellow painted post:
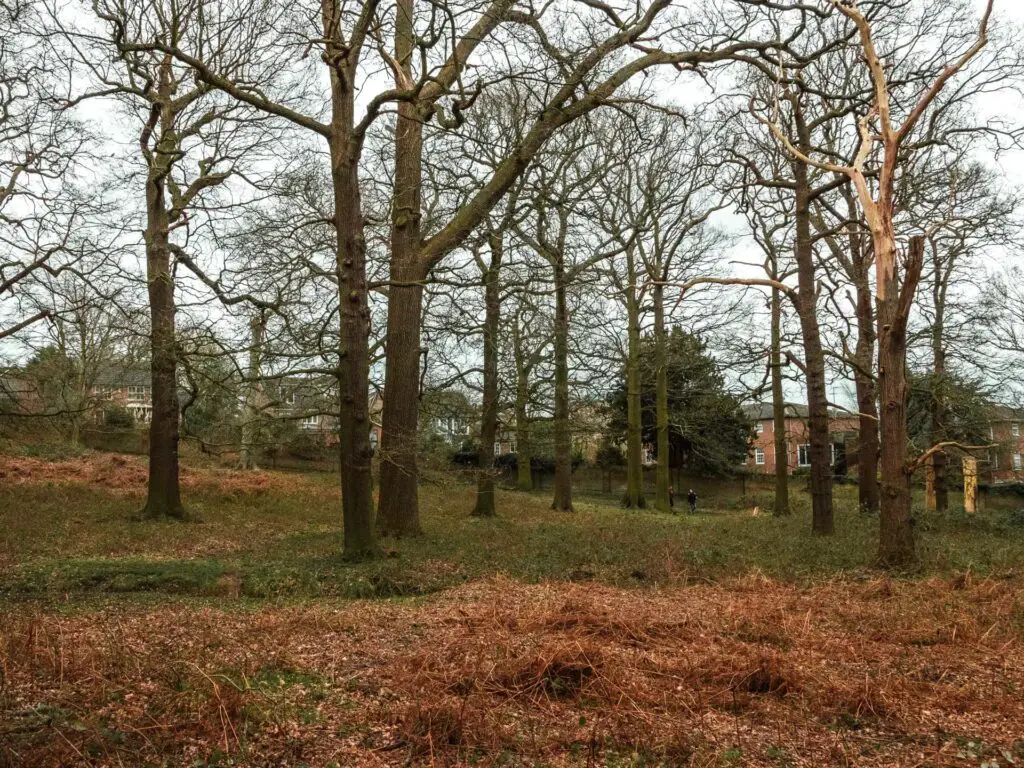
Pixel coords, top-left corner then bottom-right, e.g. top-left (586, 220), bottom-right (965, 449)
top-left (963, 456), bottom-right (978, 514)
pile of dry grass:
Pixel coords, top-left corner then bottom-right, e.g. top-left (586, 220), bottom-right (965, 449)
top-left (2, 574), bottom-right (1023, 766)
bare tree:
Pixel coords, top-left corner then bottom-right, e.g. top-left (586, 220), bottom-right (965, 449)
top-left (761, 0), bottom-right (999, 565)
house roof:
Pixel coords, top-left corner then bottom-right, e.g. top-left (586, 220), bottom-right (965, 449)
top-left (93, 365), bottom-right (151, 388)
top-left (742, 402), bottom-right (809, 420)
top-left (742, 402), bottom-right (854, 421)
top-left (989, 404), bottom-right (1024, 422)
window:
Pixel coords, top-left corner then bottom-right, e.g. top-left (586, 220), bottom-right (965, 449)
top-left (991, 425), bottom-right (995, 441)
top-left (754, 447), bottom-right (765, 465)
top-left (992, 450), bottom-right (999, 471)
top-left (494, 441), bottom-right (501, 455)
top-left (830, 443), bottom-right (836, 466)
top-left (798, 444), bottom-right (811, 467)
top-left (509, 441), bottom-right (516, 454)
top-left (282, 390), bottom-right (296, 405)
top-left (755, 422), bottom-right (764, 435)
top-left (126, 385), bottom-right (148, 400)
top-left (1014, 453), bottom-right (1022, 471)
top-left (1014, 423), bottom-right (1021, 437)
top-left (301, 415), bottom-right (319, 427)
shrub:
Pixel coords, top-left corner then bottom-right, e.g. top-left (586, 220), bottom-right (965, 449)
top-left (285, 432), bottom-right (329, 461)
top-left (102, 406), bottom-right (135, 429)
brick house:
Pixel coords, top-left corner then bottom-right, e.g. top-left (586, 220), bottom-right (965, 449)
top-left (91, 367), bottom-right (154, 424)
top-left (742, 403), bottom-right (859, 475)
top-left (988, 405), bottom-right (1024, 484)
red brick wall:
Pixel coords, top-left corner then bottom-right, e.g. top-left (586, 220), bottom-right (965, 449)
top-left (744, 415), bottom-right (858, 475)
top-left (990, 420), bottom-right (1024, 484)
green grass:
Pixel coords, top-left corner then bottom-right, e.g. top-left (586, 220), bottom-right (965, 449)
top-left (2, 467), bottom-right (1023, 605)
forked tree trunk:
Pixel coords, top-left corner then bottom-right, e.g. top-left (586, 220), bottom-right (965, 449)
top-left (793, 161), bottom-right (833, 534)
top-left (472, 233), bottom-right (502, 518)
top-left (876, 235), bottom-right (924, 567)
top-left (377, 0), bottom-right (426, 537)
top-left (329, 69), bottom-right (377, 560)
top-left (770, 285), bottom-right (790, 516)
top-left (625, 250), bottom-right (645, 508)
top-left (652, 283), bottom-right (671, 513)
top-left (551, 260), bottom-right (572, 511)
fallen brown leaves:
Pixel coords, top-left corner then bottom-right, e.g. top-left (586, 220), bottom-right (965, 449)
top-left (0, 452), bottom-right (324, 498)
top-left (2, 574), bottom-right (1023, 766)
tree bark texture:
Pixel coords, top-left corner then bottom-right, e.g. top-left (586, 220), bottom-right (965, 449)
top-left (378, 0), bottom-right (426, 537)
top-left (472, 232), bottom-right (502, 517)
top-left (793, 160), bottom-right (833, 534)
top-left (141, 71), bottom-right (184, 521)
top-left (770, 286), bottom-right (790, 516)
top-left (653, 283), bottom-right (671, 513)
top-left (551, 259), bottom-right (573, 511)
top-left (328, 51), bottom-right (378, 559)
top-left (625, 250), bottom-right (645, 508)
top-left (876, 235), bottom-right (924, 567)
top-left (512, 320), bottom-right (533, 492)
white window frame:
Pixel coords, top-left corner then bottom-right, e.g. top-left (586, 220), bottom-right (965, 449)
top-left (755, 422), bottom-right (764, 435)
top-left (1013, 423), bottom-right (1021, 437)
top-left (493, 441), bottom-right (501, 455)
top-left (798, 444), bottom-right (811, 467)
top-left (1014, 453), bottom-right (1022, 471)
top-left (282, 390), bottom-right (296, 406)
top-left (126, 385), bottom-right (148, 399)
top-left (754, 447), bottom-right (765, 465)
top-left (301, 414), bottom-right (320, 428)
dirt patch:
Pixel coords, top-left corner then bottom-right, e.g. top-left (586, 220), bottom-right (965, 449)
top-left (2, 575), bottom-right (1023, 766)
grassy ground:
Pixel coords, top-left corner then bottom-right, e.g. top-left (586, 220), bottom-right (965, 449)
top-left (1, 452), bottom-right (1023, 604)
top-left (2, 451), bottom-right (1024, 766)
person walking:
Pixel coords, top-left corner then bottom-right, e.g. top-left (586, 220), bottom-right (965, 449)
top-left (687, 488), bottom-right (698, 514)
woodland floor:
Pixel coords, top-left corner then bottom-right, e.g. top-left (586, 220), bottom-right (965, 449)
top-left (2, 450), bottom-right (1024, 766)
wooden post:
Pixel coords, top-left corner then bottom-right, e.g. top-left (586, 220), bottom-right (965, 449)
top-left (963, 456), bottom-right (978, 514)
top-left (925, 459), bottom-right (937, 511)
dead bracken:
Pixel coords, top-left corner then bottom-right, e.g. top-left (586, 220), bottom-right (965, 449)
top-left (2, 575), bottom-right (1023, 767)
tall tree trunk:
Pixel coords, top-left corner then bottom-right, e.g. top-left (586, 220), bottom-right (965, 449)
top-left (770, 285), bottom-right (789, 516)
top-left (512, 320), bottom-right (533, 492)
top-left (793, 159), bottom-right (833, 534)
top-left (848, 193), bottom-right (880, 514)
top-left (854, 280), bottom-right (880, 513)
top-left (239, 312), bottom-right (266, 470)
top-left (930, 256), bottom-right (948, 513)
top-left (652, 283), bottom-right (670, 513)
top-left (625, 249), bottom-right (645, 508)
top-left (472, 232), bottom-right (502, 517)
top-left (329, 62), bottom-right (377, 560)
top-left (876, 235), bottom-right (924, 567)
top-left (378, 0), bottom-right (426, 537)
top-left (142, 177), bottom-right (184, 520)
top-left (551, 258), bottom-right (572, 511)
top-left (141, 81), bottom-right (184, 520)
